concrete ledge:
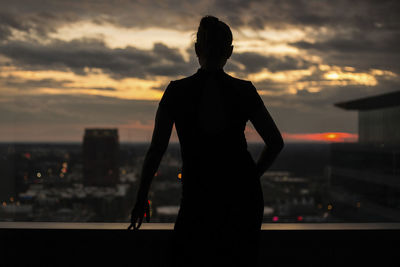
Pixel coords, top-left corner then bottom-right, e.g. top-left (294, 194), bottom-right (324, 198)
top-left (1, 223), bottom-right (400, 266)
top-left (2, 222), bottom-right (400, 230)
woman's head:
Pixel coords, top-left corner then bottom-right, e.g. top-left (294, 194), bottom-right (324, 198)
top-left (195, 16), bottom-right (233, 70)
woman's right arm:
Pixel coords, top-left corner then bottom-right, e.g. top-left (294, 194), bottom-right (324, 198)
top-left (249, 93), bottom-right (284, 179)
top-left (128, 103), bottom-right (174, 230)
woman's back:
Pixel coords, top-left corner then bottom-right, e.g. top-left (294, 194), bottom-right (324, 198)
top-left (159, 67), bottom-right (264, 164)
top-left (161, 67), bottom-right (265, 267)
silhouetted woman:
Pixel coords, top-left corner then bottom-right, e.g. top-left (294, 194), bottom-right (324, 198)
top-left (128, 16), bottom-right (284, 267)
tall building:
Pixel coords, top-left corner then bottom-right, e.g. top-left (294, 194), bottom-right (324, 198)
top-left (0, 155), bottom-right (15, 204)
top-left (83, 129), bottom-right (119, 186)
top-left (335, 90), bottom-right (400, 144)
top-left (327, 91), bottom-right (400, 221)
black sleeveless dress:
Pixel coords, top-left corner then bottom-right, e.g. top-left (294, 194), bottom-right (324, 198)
top-left (159, 68), bottom-right (265, 267)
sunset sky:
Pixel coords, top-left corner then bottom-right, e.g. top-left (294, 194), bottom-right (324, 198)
top-left (0, 0), bottom-right (399, 143)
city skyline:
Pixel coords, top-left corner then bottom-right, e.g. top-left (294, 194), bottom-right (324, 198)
top-left (0, 0), bottom-right (398, 142)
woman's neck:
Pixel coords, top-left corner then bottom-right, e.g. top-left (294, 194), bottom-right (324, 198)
top-left (200, 66), bottom-right (223, 72)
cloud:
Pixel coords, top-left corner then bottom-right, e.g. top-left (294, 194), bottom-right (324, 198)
top-left (251, 69), bottom-right (400, 135)
top-left (0, 10), bottom-right (80, 41)
top-left (1, 0), bottom-right (399, 75)
top-left (2, 75), bottom-right (117, 91)
top-left (0, 37), bottom-right (195, 79)
top-left (0, 35), bottom-right (318, 81)
top-left (4, 77), bottom-right (72, 90)
top-left (291, 32), bottom-right (400, 71)
top-left (1, 0), bottom-right (398, 36)
top-left (230, 52), bottom-right (313, 73)
top-left (0, 11), bottom-right (30, 33)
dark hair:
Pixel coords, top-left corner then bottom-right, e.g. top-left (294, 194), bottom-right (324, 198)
top-left (196, 16), bottom-right (232, 61)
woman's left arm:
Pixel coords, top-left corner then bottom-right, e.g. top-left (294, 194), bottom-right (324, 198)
top-left (128, 104), bottom-right (174, 230)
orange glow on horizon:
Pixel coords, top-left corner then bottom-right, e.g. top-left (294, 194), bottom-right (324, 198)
top-left (283, 132), bottom-right (358, 143)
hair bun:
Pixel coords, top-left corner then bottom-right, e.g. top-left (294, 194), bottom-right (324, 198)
top-left (200, 16), bottom-right (219, 28)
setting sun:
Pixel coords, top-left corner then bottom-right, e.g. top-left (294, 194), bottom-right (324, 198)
top-left (326, 133), bottom-right (337, 139)
top-left (283, 132), bottom-right (358, 143)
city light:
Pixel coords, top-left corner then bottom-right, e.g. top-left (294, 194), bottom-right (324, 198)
top-left (327, 204), bottom-right (333, 211)
top-left (272, 216), bottom-right (279, 222)
top-left (36, 172), bottom-right (42, 178)
top-left (297, 216), bottom-right (303, 222)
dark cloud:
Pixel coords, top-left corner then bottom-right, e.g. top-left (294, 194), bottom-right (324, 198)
top-left (0, 10), bottom-right (79, 41)
top-left (0, 1), bottom-right (204, 39)
top-left (0, 38), bottom-right (195, 79)
top-left (4, 77), bottom-right (72, 90)
top-left (1, 36), bottom-right (313, 79)
top-left (0, 11), bottom-right (28, 41)
top-left (230, 52), bottom-right (313, 73)
top-left (0, 11), bottom-right (30, 32)
top-left (291, 31), bottom-right (400, 71)
top-left (0, 26), bottom-right (12, 41)
top-left (245, 0), bottom-right (399, 31)
top-left (0, 0), bottom-right (398, 36)
top-left (88, 87), bottom-right (116, 91)
top-left (2, 76), bottom-right (116, 91)
top-left (0, 0), bottom-right (398, 74)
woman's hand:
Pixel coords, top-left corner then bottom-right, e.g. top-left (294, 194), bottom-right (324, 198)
top-left (126, 103), bottom-right (173, 231)
top-left (127, 198), bottom-right (150, 230)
